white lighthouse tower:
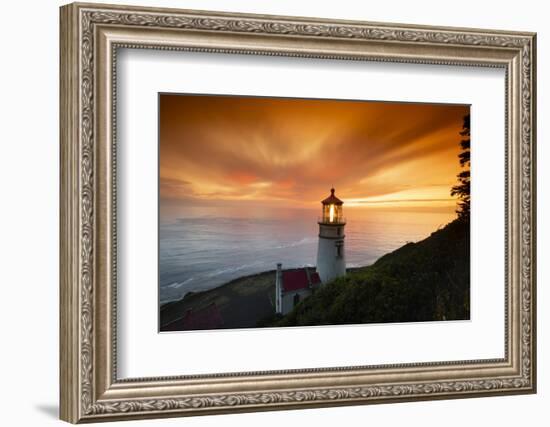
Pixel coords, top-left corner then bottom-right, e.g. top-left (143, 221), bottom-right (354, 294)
top-left (316, 188), bottom-right (346, 283)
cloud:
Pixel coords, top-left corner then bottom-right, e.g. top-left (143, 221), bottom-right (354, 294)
top-left (159, 94), bottom-right (469, 209)
top-left (350, 198), bottom-right (454, 205)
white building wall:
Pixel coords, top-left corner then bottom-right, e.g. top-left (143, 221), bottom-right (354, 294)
top-left (275, 263), bottom-right (283, 314)
top-left (316, 232), bottom-right (346, 284)
top-left (318, 224), bottom-right (344, 238)
top-left (281, 288), bottom-right (312, 315)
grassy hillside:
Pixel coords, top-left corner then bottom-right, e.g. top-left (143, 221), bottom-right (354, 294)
top-left (269, 218), bottom-right (470, 327)
top-left (160, 269), bottom-right (276, 331)
top-left (161, 218), bottom-right (469, 331)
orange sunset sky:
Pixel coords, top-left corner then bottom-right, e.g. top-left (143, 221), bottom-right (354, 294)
top-left (159, 94), bottom-right (469, 215)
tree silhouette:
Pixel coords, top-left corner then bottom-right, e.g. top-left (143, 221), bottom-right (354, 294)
top-left (451, 114), bottom-right (470, 221)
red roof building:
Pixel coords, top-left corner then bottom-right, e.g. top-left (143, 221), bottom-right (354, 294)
top-left (282, 269), bottom-right (321, 292)
top-left (275, 266), bottom-right (321, 315)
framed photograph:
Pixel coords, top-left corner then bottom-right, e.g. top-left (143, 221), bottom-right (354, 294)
top-left (158, 94), bottom-right (472, 332)
top-left (60, 2), bottom-right (537, 423)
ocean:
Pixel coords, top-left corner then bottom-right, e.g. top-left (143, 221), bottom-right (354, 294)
top-left (159, 207), bottom-right (455, 304)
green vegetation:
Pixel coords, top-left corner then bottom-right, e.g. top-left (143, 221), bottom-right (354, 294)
top-left (265, 218), bottom-right (469, 327)
top-left (162, 217), bottom-right (469, 331)
top-left (451, 114), bottom-right (471, 221)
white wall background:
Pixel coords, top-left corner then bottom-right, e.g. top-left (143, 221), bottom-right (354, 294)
top-left (0, 0), bottom-right (545, 426)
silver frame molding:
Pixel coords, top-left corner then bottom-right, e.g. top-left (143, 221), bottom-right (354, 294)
top-left (60, 2), bottom-right (537, 423)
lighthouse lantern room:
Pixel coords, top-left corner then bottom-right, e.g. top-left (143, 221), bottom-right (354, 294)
top-left (316, 188), bottom-right (346, 284)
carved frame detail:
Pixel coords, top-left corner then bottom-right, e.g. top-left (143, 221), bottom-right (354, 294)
top-left (60, 2), bottom-right (536, 423)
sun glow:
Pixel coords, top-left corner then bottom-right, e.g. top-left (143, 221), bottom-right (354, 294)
top-left (160, 94), bottom-right (469, 218)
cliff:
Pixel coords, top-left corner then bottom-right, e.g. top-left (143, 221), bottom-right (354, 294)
top-left (161, 218), bottom-right (469, 331)
top-left (272, 218), bottom-right (470, 327)
top-left (160, 269), bottom-right (277, 331)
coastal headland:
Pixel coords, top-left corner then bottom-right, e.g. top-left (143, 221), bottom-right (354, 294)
top-left (160, 218), bottom-right (469, 332)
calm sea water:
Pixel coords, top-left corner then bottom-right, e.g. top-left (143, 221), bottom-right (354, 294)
top-left (159, 208), bottom-right (454, 303)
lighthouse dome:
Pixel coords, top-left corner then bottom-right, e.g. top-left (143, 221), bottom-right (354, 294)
top-left (319, 188), bottom-right (345, 225)
top-left (321, 188), bottom-right (343, 205)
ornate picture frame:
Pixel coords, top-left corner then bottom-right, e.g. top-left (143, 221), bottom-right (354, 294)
top-left (60, 2), bottom-right (536, 423)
